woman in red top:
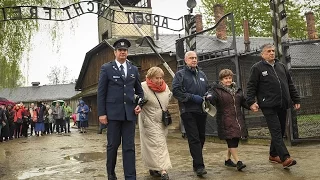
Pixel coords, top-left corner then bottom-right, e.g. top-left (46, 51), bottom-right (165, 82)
top-left (13, 104), bottom-right (24, 138)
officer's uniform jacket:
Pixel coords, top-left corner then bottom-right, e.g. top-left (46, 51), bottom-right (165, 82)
top-left (97, 60), bottom-right (144, 121)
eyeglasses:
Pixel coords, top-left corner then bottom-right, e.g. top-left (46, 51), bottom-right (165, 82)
top-left (188, 57), bottom-right (197, 59)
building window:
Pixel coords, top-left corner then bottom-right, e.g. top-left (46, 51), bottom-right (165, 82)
top-left (102, 31), bottom-right (108, 40)
top-left (295, 76), bottom-right (312, 97)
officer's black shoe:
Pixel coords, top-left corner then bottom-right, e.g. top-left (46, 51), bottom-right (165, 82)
top-left (195, 168), bottom-right (207, 176)
top-left (108, 174), bottom-right (117, 180)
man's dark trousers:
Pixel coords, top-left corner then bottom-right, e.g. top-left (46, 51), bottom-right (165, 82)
top-left (55, 118), bottom-right (64, 133)
top-left (65, 117), bottom-right (70, 133)
top-left (181, 112), bottom-right (207, 170)
top-left (106, 120), bottom-right (136, 180)
top-left (262, 107), bottom-right (290, 162)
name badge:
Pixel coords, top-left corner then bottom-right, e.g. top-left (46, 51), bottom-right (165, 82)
top-left (262, 71), bottom-right (268, 76)
top-left (199, 78), bottom-right (205, 81)
top-left (113, 76), bottom-right (120, 79)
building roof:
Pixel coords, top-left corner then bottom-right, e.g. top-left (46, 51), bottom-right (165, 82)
top-left (288, 42), bottom-right (320, 68)
top-left (0, 83), bottom-right (80, 103)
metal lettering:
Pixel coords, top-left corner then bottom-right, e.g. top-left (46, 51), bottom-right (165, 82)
top-left (72, 3), bottom-right (84, 16)
top-left (63, 6), bottom-right (72, 19)
top-left (144, 14), bottom-right (151, 24)
top-left (97, 3), bottom-right (107, 16)
top-left (125, 12), bottom-right (131, 23)
top-left (134, 12), bottom-right (143, 24)
top-left (0, 2), bottom-right (184, 31)
top-left (153, 15), bottom-right (159, 26)
top-left (11, 7), bottom-right (22, 20)
top-left (43, 7), bottom-right (51, 20)
top-left (1, 8), bottom-right (6, 21)
top-left (29, 6), bottom-right (38, 19)
top-left (162, 17), bottom-right (168, 28)
top-left (87, 1), bottom-right (94, 12)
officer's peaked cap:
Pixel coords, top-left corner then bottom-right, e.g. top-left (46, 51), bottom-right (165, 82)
top-left (113, 38), bottom-right (131, 50)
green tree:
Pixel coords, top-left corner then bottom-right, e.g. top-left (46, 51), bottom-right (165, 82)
top-left (299, 0), bottom-right (320, 33)
top-left (201, 0), bottom-right (312, 38)
top-left (0, 0), bottom-right (78, 88)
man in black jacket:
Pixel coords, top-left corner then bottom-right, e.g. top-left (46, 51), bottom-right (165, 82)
top-left (172, 51), bottom-right (209, 176)
top-left (0, 103), bottom-right (8, 142)
top-left (246, 44), bottom-right (301, 169)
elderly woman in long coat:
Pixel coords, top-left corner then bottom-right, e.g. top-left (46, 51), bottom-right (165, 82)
top-left (207, 69), bottom-right (249, 171)
top-left (138, 67), bottom-right (172, 180)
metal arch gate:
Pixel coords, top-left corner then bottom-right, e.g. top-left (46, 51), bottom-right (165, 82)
top-left (174, 12), bottom-right (242, 137)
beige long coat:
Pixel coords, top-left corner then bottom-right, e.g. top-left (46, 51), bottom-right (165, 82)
top-left (138, 81), bottom-right (172, 171)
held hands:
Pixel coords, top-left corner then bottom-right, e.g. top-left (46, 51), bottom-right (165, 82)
top-left (250, 102), bottom-right (259, 112)
top-left (134, 105), bottom-right (141, 115)
top-left (191, 94), bottom-right (204, 104)
top-left (99, 115), bottom-right (108, 125)
top-left (294, 104), bottom-right (301, 110)
top-left (205, 93), bottom-right (213, 101)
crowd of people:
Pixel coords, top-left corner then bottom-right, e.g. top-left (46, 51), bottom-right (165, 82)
top-left (0, 38), bottom-right (301, 180)
top-left (97, 38), bottom-right (301, 180)
top-left (0, 99), bottom-right (90, 142)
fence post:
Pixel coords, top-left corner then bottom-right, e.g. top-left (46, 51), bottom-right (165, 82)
top-left (270, 0), bottom-right (295, 145)
top-left (184, 14), bottom-right (196, 51)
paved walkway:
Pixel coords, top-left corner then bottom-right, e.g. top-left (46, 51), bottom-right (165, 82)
top-left (0, 128), bottom-right (319, 180)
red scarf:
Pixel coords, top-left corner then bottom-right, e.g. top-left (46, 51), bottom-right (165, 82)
top-left (146, 78), bottom-right (167, 92)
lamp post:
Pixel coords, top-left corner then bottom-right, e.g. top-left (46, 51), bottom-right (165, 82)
top-left (187, 0), bottom-right (197, 14)
top-left (185, 0), bottom-right (197, 51)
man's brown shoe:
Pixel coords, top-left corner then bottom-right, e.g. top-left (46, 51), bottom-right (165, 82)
top-left (269, 156), bottom-right (282, 163)
top-left (282, 158), bottom-right (297, 168)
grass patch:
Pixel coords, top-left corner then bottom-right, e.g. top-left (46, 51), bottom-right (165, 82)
top-left (297, 114), bottom-right (320, 122)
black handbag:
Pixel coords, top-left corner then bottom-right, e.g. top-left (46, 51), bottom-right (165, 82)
top-left (153, 92), bottom-right (172, 126)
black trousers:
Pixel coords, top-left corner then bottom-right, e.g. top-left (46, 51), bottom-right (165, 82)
top-left (44, 123), bottom-right (50, 134)
top-left (14, 122), bottom-right (22, 138)
top-left (261, 107), bottom-right (290, 162)
top-left (8, 121), bottom-right (14, 139)
top-left (106, 120), bottom-right (136, 180)
top-left (0, 121), bottom-right (9, 141)
top-left (55, 119), bottom-right (64, 133)
top-left (30, 121), bottom-right (35, 135)
top-left (21, 121), bottom-right (29, 137)
top-left (65, 117), bottom-right (70, 132)
top-left (181, 112), bottom-right (207, 170)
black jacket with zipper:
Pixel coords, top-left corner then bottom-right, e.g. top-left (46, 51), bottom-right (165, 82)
top-left (246, 59), bottom-right (300, 109)
top-left (172, 66), bottom-right (209, 114)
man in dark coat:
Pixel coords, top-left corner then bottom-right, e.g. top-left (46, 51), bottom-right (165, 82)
top-left (172, 51), bottom-right (209, 177)
top-left (246, 44), bottom-right (301, 169)
top-left (97, 38), bottom-right (144, 180)
top-left (0, 103), bottom-right (8, 142)
top-left (5, 105), bottom-right (15, 140)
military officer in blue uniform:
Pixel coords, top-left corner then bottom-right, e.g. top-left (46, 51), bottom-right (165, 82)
top-left (97, 38), bottom-right (144, 180)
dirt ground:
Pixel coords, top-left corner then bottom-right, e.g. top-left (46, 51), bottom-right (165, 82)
top-left (0, 127), bottom-right (320, 180)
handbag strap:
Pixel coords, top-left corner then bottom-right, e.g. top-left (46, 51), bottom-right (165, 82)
top-left (153, 91), bottom-right (164, 111)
